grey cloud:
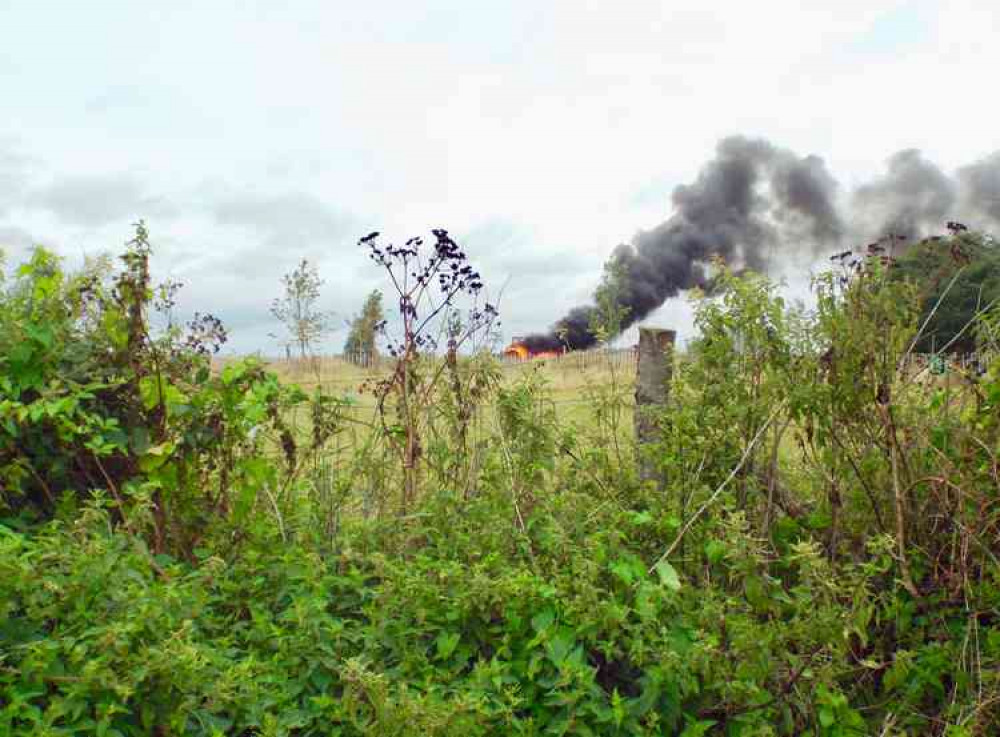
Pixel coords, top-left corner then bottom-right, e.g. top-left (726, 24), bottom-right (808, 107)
top-left (209, 191), bottom-right (359, 276)
top-left (460, 219), bottom-right (591, 281)
top-left (0, 225), bottom-right (35, 249)
top-left (0, 225), bottom-right (37, 267)
top-left (212, 192), bottom-right (355, 247)
top-left (84, 85), bottom-right (149, 114)
top-left (121, 189), bottom-right (365, 353)
top-left (28, 174), bottom-right (178, 227)
top-left (263, 155), bottom-right (329, 181)
top-left (0, 147), bottom-right (33, 217)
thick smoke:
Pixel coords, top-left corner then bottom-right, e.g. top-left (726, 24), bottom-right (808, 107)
top-left (851, 149), bottom-right (955, 240)
top-left (958, 152), bottom-right (1000, 225)
top-left (523, 137), bottom-right (843, 351)
top-left (522, 136), bottom-right (1000, 352)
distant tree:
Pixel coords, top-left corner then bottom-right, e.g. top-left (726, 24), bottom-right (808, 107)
top-left (270, 259), bottom-right (333, 359)
top-left (891, 228), bottom-right (1000, 353)
top-left (589, 257), bottom-right (631, 346)
top-left (343, 289), bottom-right (385, 363)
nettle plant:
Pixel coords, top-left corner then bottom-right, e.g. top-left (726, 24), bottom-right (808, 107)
top-left (0, 224), bottom-right (316, 556)
top-left (359, 229), bottom-right (500, 510)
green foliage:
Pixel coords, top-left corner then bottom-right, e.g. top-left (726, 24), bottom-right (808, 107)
top-left (2, 226), bottom-right (1000, 735)
top-left (0, 229), bottom-right (313, 557)
top-left (891, 230), bottom-right (1000, 353)
top-left (589, 259), bottom-right (631, 346)
top-left (271, 258), bottom-right (334, 359)
top-left (343, 290), bottom-right (384, 363)
top-left (1, 246), bottom-right (127, 510)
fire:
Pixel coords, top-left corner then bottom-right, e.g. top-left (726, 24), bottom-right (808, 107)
top-left (503, 338), bottom-right (565, 361)
top-left (504, 342), bottom-right (530, 360)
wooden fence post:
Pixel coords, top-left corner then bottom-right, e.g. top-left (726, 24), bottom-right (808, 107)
top-left (635, 327), bottom-right (676, 484)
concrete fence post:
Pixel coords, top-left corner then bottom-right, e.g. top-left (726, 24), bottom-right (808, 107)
top-left (635, 327), bottom-right (676, 484)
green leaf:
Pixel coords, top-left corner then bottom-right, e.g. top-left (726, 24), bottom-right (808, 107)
top-left (679, 719), bottom-right (717, 737)
top-left (704, 540), bottom-right (727, 565)
top-left (545, 628), bottom-right (576, 665)
top-left (531, 608), bottom-right (555, 633)
top-left (635, 582), bottom-right (659, 620)
top-left (654, 560), bottom-right (681, 591)
top-left (26, 323), bottom-right (54, 348)
top-left (434, 631), bottom-right (460, 661)
top-left (818, 706), bottom-right (835, 728)
top-left (221, 362), bottom-right (246, 386)
top-left (138, 441), bottom-right (175, 472)
top-left (745, 575), bottom-right (767, 609)
top-left (611, 556), bottom-right (645, 585)
top-left (628, 510), bottom-right (653, 526)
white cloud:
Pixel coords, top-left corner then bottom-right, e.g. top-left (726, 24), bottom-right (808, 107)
top-left (0, 0), bottom-right (998, 351)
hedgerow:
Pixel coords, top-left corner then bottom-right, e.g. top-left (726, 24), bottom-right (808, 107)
top-left (1, 226), bottom-right (998, 735)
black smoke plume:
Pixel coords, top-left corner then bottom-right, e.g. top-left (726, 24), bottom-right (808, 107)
top-left (851, 149), bottom-right (955, 239)
top-left (521, 136), bottom-right (1000, 352)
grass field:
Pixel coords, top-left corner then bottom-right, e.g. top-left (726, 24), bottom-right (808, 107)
top-left (236, 348), bottom-right (986, 444)
top-left (250, 351), bottom-right (641, 427)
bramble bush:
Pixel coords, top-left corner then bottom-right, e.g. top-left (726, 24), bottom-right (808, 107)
top-left (1, 226), bottom-right (998, 735)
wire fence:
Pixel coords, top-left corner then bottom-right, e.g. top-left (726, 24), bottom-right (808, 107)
top-left (267, 347), bottom-right (642, 375)
top-left (257, 347), bottom-right (997, 388)
top-left (498, 347), bottom-right (640, 372)
top-left (900, 350), bottom-right (998, 375)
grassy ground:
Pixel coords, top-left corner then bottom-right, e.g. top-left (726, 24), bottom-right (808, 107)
top-left (245, 352), bottom-right (640, 427)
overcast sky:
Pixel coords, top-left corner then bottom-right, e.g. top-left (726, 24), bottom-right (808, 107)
top-left (1, 0), bottom-right (998, 353)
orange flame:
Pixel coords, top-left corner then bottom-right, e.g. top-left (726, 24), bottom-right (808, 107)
top-left (504, 342), bottom-right (530, 360)
top-left (503, 339), bottom-right (565, 361)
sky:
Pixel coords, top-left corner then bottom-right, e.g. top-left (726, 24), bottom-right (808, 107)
top-left (1, 0), bottom-right (998, 354)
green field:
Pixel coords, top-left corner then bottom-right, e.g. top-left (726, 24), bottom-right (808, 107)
top-left (261, 351), bottom-right (639, 425)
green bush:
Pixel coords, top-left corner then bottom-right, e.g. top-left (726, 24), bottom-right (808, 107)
top-left (2, 227), bottom-right (999, 735)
